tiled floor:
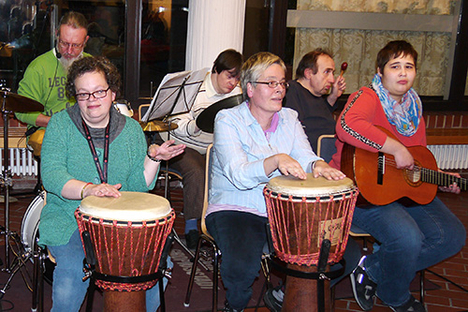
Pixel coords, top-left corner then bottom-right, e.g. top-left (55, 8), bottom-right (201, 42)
top-left (0, 178), bottom-right (467, 311)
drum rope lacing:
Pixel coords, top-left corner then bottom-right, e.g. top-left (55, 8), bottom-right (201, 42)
top-left (75, 209), bottom-right (175, 292)
top-left (264, 187), bottom-right (359, 267)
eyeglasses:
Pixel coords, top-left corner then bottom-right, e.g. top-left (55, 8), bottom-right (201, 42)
top-left (253, 81), bottom-right (289, 89)
top-left (76, 87), bottom-right (110, 101)
top-left (58, 39), bottom-right (84, 50)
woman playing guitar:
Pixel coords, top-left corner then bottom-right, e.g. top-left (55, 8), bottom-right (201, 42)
top-left (330, 40), bottom-right (466, 312)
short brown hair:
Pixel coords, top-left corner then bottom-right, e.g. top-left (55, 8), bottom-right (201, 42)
top-left (66, 56), bottom-right (121, 99)
top-left (212, 49), bottom-right (244, 77)
top-left (296, 48), bottom-right (333, 79)
top-left (376, 40), bottom-right (418, 74)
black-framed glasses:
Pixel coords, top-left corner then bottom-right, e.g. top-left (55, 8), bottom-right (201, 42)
top-left (253, 81), bottom-right (289, 89)
top-left (75, 87), bottom-right (110, 101)
top-left (58, 39), bottom-right (85, 50)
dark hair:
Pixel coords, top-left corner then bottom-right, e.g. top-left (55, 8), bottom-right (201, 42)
top-left (66, 56), bottom-right (121, 98)
top-left (376, 40), bottom-right (418, 74)
top-left (212, 49), bottom-right (243, 76)
top-left (295, 48), bottom-right (333, 79)
top-left (57, 11), bottom-right (88, 36)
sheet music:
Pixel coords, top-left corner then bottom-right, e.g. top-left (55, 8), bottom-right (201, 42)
top-left (142, 68), bottom-right (209, 122)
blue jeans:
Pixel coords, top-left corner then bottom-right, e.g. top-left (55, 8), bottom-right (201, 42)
top-left (206, 211), bottom-right (362, 310)
top-left (48, 229), bottom-right (171, 312)
top-left (352, 197), bottom-right (466, 307)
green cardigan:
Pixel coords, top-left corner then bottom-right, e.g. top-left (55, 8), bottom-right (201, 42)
top-left (39, 109), bottom-right (157, 246)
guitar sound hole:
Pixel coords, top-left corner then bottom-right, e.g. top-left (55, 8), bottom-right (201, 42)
top-left (405, 167), bottom-right (421, 184)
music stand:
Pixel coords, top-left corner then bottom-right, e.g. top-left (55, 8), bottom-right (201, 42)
top-left (141, 67), bottom-right (209, 122)
top-left (142, 67), bottom-right (208, 199)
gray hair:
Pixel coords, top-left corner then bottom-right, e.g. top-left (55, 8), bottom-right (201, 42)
top-left (240, 52), bottom-right (286, 101)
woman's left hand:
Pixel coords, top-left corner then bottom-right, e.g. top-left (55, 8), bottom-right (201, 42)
top-left (438, 170), bottom-right (461, 194)
top-left (148, 140), bottom-right (186, 161)
top-left (313, 160), bottom-right (346, 180)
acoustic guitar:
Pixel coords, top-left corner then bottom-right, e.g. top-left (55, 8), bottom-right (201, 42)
top-left (340, 127), bottom-right (467, 206)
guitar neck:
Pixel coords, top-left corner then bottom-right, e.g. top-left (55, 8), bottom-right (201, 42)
top-left (421, 167), bottom-right (468, 191)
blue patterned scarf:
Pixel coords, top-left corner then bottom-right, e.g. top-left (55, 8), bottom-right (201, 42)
top-left (372, 73), bottom-right (422, 137)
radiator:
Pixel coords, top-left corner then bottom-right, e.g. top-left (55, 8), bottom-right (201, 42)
top-left (0, 148), bottom-right (39, 176)
top-left (427, 145), bottom-right (468, 170)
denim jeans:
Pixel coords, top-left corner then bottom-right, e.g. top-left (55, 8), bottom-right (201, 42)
top-left (352, 197), bottom-right (466, 307)
top-left (48, 228), bottom-right (171, 312)
top-left (206, 210), bottom-right (362, 310)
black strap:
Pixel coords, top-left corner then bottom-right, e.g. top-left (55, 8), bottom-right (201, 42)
top-left (93, 271), bottom-right (162, 284)
top-left (82, 118), bottom-right (110, 183)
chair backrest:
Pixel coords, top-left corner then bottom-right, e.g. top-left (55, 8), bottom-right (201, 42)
top-left (201, 144), bottom-right (214, 239)
top-left (138, 103), bottom-right (151, 121)
top-left (316, 134), bottom-right (337, 163)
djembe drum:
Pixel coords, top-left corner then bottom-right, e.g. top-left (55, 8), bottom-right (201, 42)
top-left (264, 174), bottom-right (358, 311)
top-left (75, 191), bottom-right (175, 311)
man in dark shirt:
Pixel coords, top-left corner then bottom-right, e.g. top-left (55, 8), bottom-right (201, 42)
top-left (284, 49), bottom-right (346, 153)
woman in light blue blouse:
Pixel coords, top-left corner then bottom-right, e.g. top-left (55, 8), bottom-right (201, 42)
top-left (205, 52), bottom-right (352, 312)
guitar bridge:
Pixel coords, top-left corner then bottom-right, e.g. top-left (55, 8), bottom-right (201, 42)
top-left (377, 152), bottom-right (384, 185)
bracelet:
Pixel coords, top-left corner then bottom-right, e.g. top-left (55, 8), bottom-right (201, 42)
top-left (147, 144), bottom-right (161, 162)
top-left (81, 182), bottom-right (93, 199)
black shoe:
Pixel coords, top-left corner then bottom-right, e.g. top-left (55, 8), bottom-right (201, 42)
top-left (223, 301), bottom-right (244, 312)
top-left (390, 295), bottom-right (426, 312)
top-left (185, 230), bottom-right (199, 250)
top-left (263, 285), bottom-right (283, 312)
top-left (350, 256), bottom-right (377, 311)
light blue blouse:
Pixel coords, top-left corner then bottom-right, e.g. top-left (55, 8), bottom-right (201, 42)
top-left (207, 102), bottom-right (321, 217)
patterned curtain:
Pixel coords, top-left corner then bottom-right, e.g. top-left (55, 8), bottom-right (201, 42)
top-left (294, 0), bottom-right (462, 96)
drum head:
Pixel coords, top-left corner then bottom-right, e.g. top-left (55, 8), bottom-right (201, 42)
top-left (21, 191), bottom-right (46, 252)
top-left (79, 191), bottom-right (171, 222)
top-left (266, 174), bottom-right (355, 198)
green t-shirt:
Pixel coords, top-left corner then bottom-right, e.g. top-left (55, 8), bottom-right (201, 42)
top-left (16, 49), bottom-right (91, 128)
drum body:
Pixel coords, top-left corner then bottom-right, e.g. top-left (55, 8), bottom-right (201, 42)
top-left (75, 191), bottom-right (175, 293)
top-left (21, 191), bottom-right (46, 253)
top-left (264, 175), bottom-right (358, 266)
top-left (28, 129), bottom-right (45, 157)
top-left (113, 100), bottom-right (134, 117)
top-left (264, 174), bottom-right (358, 311)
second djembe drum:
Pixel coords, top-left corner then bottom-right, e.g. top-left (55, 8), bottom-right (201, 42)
top-left (264, 174), bottom-right (358, 311)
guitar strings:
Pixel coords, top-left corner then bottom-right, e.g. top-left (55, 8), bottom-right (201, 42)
top-left (381, 158), bottom-right (466, 188)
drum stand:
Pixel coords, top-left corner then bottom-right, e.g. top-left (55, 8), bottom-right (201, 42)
top-left (0, 109), bottom-right (36, 307)
top-left (269, 239), bottom-right (346, 312)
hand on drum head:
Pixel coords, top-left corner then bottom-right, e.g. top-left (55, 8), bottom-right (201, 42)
top-left (271, 154), bottom-right (307, 180)
top-left (313, 160), bottom-right (346, 180)
top-left (148, 139), bottom-right (186, 161)
top-left (84, 183), bottom-right (122, 199)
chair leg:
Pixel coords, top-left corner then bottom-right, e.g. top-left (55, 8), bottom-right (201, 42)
top-left (212, 245), bottom-right (220, 312)
top-left (32, 247), bottom-right (43, 312)
top-left (159, 275), bottom-right (166, 312)
top-left (184, 236), bottom-right (204, 307)
top-left (419, 270), bottom-right (425, 304)
top-left (85, 280), bottom-right (96, 312)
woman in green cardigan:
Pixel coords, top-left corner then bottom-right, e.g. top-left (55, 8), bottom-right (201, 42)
top-left (39, 56), bottom-right (185, 311)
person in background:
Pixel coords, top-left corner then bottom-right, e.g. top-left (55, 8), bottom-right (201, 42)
top-left (16, 11), bottom-right (91, 154)
top-left (330, 40), bottom-right (465, 312)
top-left (283, 48), bottom-right (346, 153)
top-left (205, 52), bottom-right (353, 312)
top-left (161, 49), bottom-right (243, 250)
top-left (39, 56), bottom-right (185, 311)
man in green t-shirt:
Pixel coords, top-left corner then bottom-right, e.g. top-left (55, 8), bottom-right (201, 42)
top-left (16, 11), bottom-right (90, 133)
